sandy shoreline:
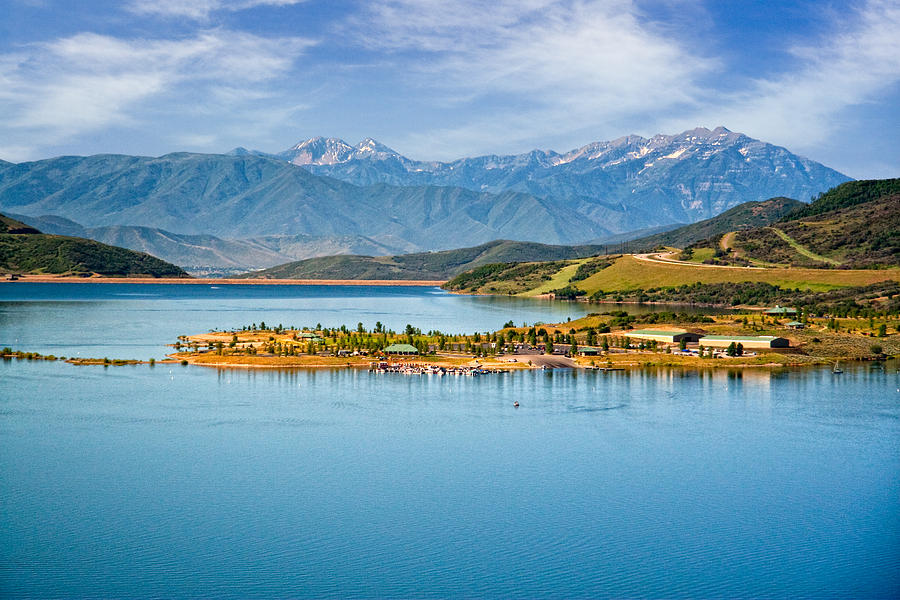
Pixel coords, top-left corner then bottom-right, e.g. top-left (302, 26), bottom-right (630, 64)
top-left (2, 275), bottom-right (446, 286)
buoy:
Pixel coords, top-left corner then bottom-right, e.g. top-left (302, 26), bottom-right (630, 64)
top-left (514, 401), bottom-right (519, 408)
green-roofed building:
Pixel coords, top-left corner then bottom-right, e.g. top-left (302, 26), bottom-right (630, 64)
top-left (578, 346), bottom-right (600, 356)
top-left (384, 343), bottom-right (419, 355)
top-left (627, 329), bottom-right (703, 344)
top-left (764, 305), bottom-right (797, 316)
top-left (700, 335), bottom-right (789, 349)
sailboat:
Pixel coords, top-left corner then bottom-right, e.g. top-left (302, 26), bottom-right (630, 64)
top-left (832, 361), bottom-right (843, 374)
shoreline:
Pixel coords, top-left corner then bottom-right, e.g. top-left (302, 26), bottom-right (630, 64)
top-left (2, 275), bottom-right (446, 286)
top-left (2, 350), bottom-right (887, 372)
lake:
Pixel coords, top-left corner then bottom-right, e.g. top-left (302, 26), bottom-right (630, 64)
top-left (1, 284), bottom-right (898, 598)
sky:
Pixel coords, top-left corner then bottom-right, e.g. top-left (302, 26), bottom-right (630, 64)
top-left (1, 0), bottom-right (898, 178)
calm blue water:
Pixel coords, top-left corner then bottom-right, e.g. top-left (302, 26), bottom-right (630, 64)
top-left (1, 284), bottom-right (899, 598)
top-left (0, 283), bottom-right (597, 360)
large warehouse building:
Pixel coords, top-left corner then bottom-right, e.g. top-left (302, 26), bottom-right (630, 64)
top-left (627, 330), bottom-right (704, 344)
top-left (700, 335), bottom-right (789, 349)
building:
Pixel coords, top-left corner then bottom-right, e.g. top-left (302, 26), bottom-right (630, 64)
top-left (578, 347), bottom-right (600, 356)
top-left (764, 306), bottom-right (797, 316)
top-left (383, 343), bottom-right (419, 355)
top-left (700, 335), bottom-right (789, 349)
top-left (785, 321), bottom-right (805, 330)
top-left (627, 329), bottom-right (703, 344)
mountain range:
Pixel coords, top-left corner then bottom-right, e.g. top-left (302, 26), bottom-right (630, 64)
top-left (246, 126), bottom-right (849, 230)
top-left (0, 127), bottom-right (850, 272)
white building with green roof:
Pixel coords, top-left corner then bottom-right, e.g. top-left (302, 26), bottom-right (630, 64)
top-left (627, 329), bottom-right (703, 344)
top-left (700, 335), bottom-right (789, 349)
top-left (383, 343), bottom-right (419, 355)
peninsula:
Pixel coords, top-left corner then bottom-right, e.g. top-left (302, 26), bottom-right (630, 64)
top-left (166, 307), bottom-right (897, 371)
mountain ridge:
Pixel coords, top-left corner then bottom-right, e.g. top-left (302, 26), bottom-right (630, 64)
top-left (0, 153), bottom-right (608, 247)
top-left (267, 126), bottom-right (850, 230)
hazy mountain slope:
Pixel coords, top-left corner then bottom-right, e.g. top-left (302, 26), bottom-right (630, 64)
top-left (11, 213), bottom-right (423, 270)
top-left (281, 127), bottom-right (849, 231)
top-left (242, 239), bottom-right (609, 280)
top-left (0, 213), bottom-right (187, 277)
top-left (628, 197), bottom-right (804, 251)
top-left (0, 153), bottom-right (607, 247)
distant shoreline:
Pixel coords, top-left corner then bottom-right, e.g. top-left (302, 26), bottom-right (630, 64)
top-left (2, 275), bottom-right (447, 286)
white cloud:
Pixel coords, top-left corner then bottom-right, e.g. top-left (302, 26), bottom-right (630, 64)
top-left (349, 0), bottom-right (900, 169)
top-left (127, 0), bottom-right (306, 20)
top-left (350, 0), bottom-right (715, 156)
top-left (0, 30), bottom-right (314, 158)
top-left (699, 0), bottom-right (900, 155)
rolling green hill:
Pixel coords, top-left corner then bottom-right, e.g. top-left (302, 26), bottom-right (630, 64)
top-left (727, 179), bottom-right (899, 268)
top-left (442, 179), bottom-right (900, 298)
top-left (0, 213), bottom-right (187, 277)
top-left (0, 213), bottom-right (40, 234)
top-left (241, 240), bottom-right (609, 280)
top-left (628, 196), bottom-right (804, 251)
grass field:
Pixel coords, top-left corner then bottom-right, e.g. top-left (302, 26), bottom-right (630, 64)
top-left (575, 255), bottom-right (900, 294)
top-left (518, 260), bottom-right (585, 296)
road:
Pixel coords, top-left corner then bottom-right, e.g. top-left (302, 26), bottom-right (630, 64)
top-left (633, 252), bottom-right (766, 270)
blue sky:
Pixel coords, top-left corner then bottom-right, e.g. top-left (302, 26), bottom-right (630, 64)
top-left (1, 0), bottom-right (898, 178)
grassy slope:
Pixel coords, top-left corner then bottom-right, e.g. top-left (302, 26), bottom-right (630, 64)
top-left (769, 227), bottom-right (840, 265)
top-left (576, 255), bottom-right (900, 294)
top-left (0, 213), bottom-right (41, 234)
top-left (519, 260), bottom-right (585, 296)
top-left (626, 197), bottom-right (804, 251)
top-left (0, 231), bottom-right (188, 277)
top-left (728, 179), bottom-right (899, 268)
top-left (241, 240), bottom-right (607, 280)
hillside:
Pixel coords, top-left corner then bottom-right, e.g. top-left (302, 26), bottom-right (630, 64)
top-left (0, 153), bottom-right (606, 249)
top-left (444, 253), bottom-right (900, 298)
top-left (241, 240), bottom-right (609, 280)
top-left (275, 127), bottom-right (849, 231)
top-left (627, 197), bottom-right (803, 251)
top-left (724, 179), bottom-right (900, 268)
top-left (0, 214), bottom-right (188, 277)
top-left (9, 213), bottom-right (417, 273)
top-left (443, 180), bottom-right (900, 296)
top-left (0, 213), bottom-right (40, 235)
